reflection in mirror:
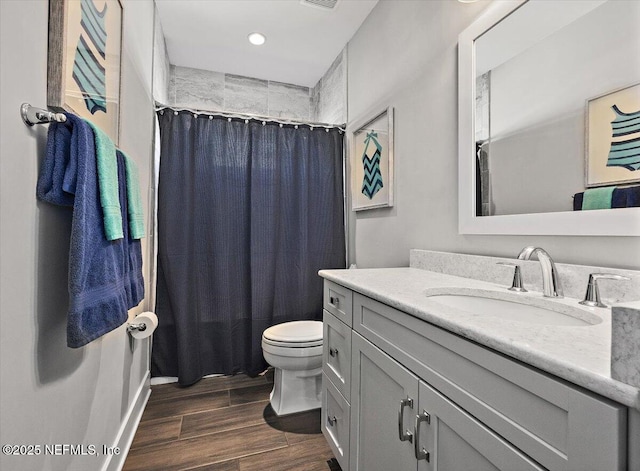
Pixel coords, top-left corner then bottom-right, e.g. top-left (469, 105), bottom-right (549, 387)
top-left (474, 0), bottom-right (640, 217)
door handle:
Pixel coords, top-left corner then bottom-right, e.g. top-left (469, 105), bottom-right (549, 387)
top-left (414, 410), bottom-right (431, 462)
top-left (398, 397), bottom-right (414, 443)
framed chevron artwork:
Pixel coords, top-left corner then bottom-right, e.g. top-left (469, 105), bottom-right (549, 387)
top-left (586, 83), bottom-right (640, 188)
top-left (350, 106), bottom-right (394, 211)
top-left (47, 0), bottom-right (123, 144)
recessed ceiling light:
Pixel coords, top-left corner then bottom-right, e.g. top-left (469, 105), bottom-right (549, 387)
top-left (248, 32), bottom-right (266, 46)
top-left (458, 0), bottom-right (479, 3)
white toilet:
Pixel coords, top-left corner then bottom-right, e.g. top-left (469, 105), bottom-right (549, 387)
top-left (261, 320), bottom-right (323, 416)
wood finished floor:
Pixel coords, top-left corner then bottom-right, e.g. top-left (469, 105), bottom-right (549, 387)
top-left (124, 372), bottom-right (340, 471)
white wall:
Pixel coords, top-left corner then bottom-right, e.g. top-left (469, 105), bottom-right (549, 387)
top-left (0, 1), bottom-right (155, 470)
top-left (347, 0), bottom-right (640, 270)
top-left (153, 5), bottom-right (170, 105)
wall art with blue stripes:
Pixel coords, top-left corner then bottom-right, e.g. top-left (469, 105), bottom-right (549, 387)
top-left (586, 83), bottom-right (640, 187)
top-left (351, 107), bottom-right (394, 211)
top-left (47, 0), bottom-right (122, 144)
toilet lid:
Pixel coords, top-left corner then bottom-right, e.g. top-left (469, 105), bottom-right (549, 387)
top-left (262, 321), bottom-right (323, 345)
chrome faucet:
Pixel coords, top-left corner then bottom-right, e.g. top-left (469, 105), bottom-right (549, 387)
top-left (517, 246), bottom-right (563, 298)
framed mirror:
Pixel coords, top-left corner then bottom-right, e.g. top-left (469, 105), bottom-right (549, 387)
top-left (458, 0), bottom-right (640, 236)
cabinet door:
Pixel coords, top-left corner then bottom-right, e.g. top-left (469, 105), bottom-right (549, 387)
top-left (415, 381), bottom-right (546, 471)
top-left (350, 332), bottom-right (419, 471)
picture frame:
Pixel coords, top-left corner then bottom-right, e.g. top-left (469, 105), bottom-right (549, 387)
top-left (350, 106), bottom-right (394, 211)
top-left (47, 0), bottom-right (123, 144)
top-left (585, 83), bottom-right (640, 188)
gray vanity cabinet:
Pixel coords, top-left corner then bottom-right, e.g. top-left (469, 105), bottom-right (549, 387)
top-left (351, 332), bottom-right (545, 471)
top-left (321, 280), bottom-right (629, 471)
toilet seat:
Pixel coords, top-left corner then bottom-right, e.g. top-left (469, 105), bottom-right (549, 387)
top-left (262, 337), bottom-right (323, 348)
top-left (262, 321), bottom-right (323, 348)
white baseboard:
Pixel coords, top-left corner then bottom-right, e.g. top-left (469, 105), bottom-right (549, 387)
top-left (102, 370), bottom-right (151, 471)
top-left (150, 373), bottom-right (225, 386)
top-left (149, 375), bottom-right (178, 385)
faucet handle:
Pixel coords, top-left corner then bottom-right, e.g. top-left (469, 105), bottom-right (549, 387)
top-left (579, 273), bottom-right (630, 308)
top-left (497, 262), bottom-right (527, 292)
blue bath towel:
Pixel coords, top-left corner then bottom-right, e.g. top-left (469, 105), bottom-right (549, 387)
top-left (612, 185), bottom-right (640, 208)
top-left (36, 113), bottom-right (144, 348)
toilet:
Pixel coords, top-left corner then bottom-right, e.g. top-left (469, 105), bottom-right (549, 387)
top-left (261, 320), bottom-right (323, 416)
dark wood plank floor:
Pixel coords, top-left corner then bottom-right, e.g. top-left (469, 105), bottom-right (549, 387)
top-left (124, 372), bottom-right (341, 471)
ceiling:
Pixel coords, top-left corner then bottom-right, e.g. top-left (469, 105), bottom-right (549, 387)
top-left (155, 0), bottom-right (379, 88)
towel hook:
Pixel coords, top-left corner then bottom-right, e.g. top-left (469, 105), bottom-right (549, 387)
top-left (21, 103), bottom-right (66, 126)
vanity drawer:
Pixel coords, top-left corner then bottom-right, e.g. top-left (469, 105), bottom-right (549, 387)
top-left (323, 310), bottom-right (352, 401)
top-left (323, 280), bottom-right (352, 326)
top-left (322, 373), bottom-right (350, 471)
top-left (353, 293), bottom-right (627, 471)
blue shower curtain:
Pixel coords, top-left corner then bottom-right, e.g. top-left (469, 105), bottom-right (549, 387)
top-left (152, 110), bottom-right (346, 385)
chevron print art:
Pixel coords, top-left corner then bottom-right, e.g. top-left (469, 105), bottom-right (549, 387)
top-left (361, 131), bottom-right (384, 199)
top-left (72, 0), bottom-right (108, 114)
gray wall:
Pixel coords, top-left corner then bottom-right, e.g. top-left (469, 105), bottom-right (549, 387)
top-left (347, 0), bottom-right (640, 270)
top-left (489, 111), bottom-right (585, 215)
top-left (0, 1), bottom-right (155, 470)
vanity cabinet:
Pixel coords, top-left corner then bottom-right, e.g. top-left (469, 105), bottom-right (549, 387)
top-left (351, 333), bottom-right (545, 471)
top-left (322, 281), bottom-right (354, 470)
top-left (322, 280), bottom-right (629, 471)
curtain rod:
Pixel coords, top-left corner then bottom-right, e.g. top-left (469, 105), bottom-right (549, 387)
top-left (155, 103), bottom-right (346, 132)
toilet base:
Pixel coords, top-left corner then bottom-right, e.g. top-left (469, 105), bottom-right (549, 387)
top-left (269, 367), bottom-right (322, 416)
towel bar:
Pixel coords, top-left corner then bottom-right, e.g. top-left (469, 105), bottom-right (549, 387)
top-left (21, 103), bottom-right (66, 126)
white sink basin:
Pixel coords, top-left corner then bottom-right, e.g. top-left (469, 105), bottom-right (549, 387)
top-left (426, 289), bottom-right (602, 327)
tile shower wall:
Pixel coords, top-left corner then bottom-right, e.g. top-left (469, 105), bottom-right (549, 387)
top-left (311, 49), bottom-right (347, 124)
top-left (167, 65), bottom-right (313, 121)
top-left (165, 49), bottom-right (347, 124)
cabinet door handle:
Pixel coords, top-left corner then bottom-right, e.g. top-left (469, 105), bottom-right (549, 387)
top-left (329, 348), bottom-right (338, 357)
top-left (329, 296), bottom-right (340, 307)
top-left (398, 398), bottom-right (414, 443)
top-left (327, 415), bottom-right (337, 427)
top-left (414, 410), bottom-right (431, 462)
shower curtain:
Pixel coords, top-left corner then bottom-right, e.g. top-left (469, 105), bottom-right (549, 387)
top-left (152, 110), bottom-right (346, 386)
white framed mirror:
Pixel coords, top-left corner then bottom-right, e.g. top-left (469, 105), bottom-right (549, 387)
top-left (458, 0), bottom-right (640, 236)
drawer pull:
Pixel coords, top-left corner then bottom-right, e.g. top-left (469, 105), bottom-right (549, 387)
top-left (329, 296), bottom-right (340, 307)
top-left (414, 410), bottom-right (431, 462)
top-left (327, 415), bottom-right (338, 427)
top-left (329, 348), bottom-right (339, 357)
top-left (398, 397), bottom-right (414, 443)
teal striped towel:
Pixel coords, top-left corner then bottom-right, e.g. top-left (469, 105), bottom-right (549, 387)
top-left (582, 186), bottom-right (615, 210)
top-left (120, 151), bottom-right (145, 239)
top-left (86, 121), bottom-right (123, 240)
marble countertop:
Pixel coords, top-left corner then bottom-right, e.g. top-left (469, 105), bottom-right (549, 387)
top-left (319, 267), bottom-right (640, 410)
